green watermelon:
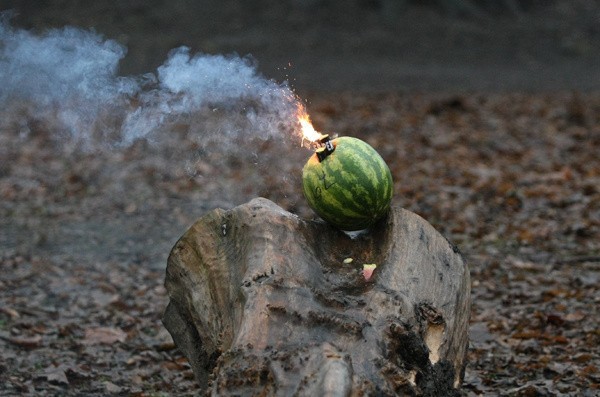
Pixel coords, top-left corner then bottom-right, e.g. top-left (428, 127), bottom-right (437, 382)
top-left (302, 136), bottom-right (393, 231)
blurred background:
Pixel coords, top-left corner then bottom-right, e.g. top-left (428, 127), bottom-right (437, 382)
top-left (1, 1), bottom-right (599, 395)
top-left (4, 0), bottom-right (600, 93)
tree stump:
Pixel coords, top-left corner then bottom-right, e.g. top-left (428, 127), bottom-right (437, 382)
top-left (163, 198), bottom-right (470, 396)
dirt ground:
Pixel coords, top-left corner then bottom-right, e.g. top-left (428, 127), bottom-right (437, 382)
top-left (1, 1), bottom-right (599, 396)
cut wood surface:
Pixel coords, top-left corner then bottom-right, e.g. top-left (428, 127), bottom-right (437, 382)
top-left (163, 198), bottom-right (471, 396)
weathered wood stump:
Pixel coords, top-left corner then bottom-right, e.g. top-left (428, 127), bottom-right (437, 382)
top-left (163, 198), bottom-right (470, 396)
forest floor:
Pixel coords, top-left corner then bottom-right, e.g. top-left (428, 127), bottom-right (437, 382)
top-left (1, 1), bottom-right (600, 396)
top-left (1, 91), bottom-right (599, 396)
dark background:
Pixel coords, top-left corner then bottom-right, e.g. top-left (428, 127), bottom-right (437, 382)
top-left (4, 0), bottom-right (600, 93)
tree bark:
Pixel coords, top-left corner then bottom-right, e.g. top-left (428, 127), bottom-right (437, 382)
top-left (163, 198), bottom-right (471, 396)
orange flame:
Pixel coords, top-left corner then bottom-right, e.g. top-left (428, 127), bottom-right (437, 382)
top-left (297, 107), bottom-right (323, 144)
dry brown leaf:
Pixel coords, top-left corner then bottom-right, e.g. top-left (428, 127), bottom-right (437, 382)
top-left (104, 381), bottom-right (124, 393)
top-left (564, 311), bottom-right (586, 322)
top-left (42, 367), bottom-right (69, 386)
top-left (0, 306), bottom-right (20, 319)
top-left (83, 327), bottom-right (127, 345)
top-left (7, 335), bottom-right (42, 348)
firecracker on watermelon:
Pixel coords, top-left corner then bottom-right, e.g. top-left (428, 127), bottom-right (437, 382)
top-left (302, 136), bottom-right (393, 231)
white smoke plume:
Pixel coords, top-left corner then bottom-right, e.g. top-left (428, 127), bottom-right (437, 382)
top-left (0, 16), bottom-right (303, 150)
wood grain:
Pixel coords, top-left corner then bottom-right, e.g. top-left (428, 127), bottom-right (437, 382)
top-left (163, 198), bottom-right (471, 396)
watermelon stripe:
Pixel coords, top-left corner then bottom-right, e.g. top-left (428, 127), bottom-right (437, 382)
top-left (342, 161), bottom-right (385, 213)
top-left (315, 152), bottom-right (374, 215)
top-left (308, 162), bottom-right (382, 222)
top-left (328, 143), bottom-right (382, 202)
top-left (302, 171), bottom-right (365, 220)
top-left (303, 170), bottom-right (373, 229)
top-left (308, 186), bottom-right (364, 221)
top-left (311, 187), bottom-right (366, 223)
top-left (322, 163), bottom-right (375, 214)
top-left (343, 142), bottom-right (387, 196)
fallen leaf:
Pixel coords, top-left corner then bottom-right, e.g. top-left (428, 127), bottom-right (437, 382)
top-left (83, 327), bottom-right (127, 345)
top-left (551, 335), bottom-right (568, 344)
top-left (65, 366), bottom-right (93, 380)
top-left (564, 312), bottom-right (586, 322)
top-left (579, 365), bottom-right (598, 376)
top-left (573, 353), bottom-right (593, 364)
top-left (162, 360), bottom-right (187, 371)
top-left (41, 367), bottom-right (69, 386)
top-left (546, 314), bottom-right (565, 326)
top-left (0, 306), bottom-right (20, 319)
top-left (104, 381), bottom-right (123, 393)
top-left (7, 335), bottom-right (42, 348)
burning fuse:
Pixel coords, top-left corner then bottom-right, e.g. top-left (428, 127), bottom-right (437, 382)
top-left (298, 110), bottom-right (334, 162)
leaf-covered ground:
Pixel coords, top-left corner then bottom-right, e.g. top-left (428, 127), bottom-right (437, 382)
top-left (1, 91), bottom-right (598, 395)
top-left (2, 0), bottom-right (600, 395)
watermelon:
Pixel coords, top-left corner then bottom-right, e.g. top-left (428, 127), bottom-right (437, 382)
top-left (302, 136), bottom-right (393, 231)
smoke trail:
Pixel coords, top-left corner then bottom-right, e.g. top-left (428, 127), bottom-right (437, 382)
top-left (0, 18), bottom-right (139, 148)
top-left (0, 17), bottom-right (302, 150)
top-left (0, 18), bottom-right (137, 104)
top-left (121, 47), bottom-right (300, 146)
